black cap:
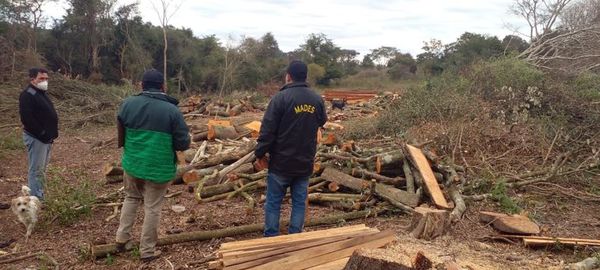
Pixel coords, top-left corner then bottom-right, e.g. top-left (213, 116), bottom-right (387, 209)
top-left (142, 69), bottom-right (164, 84)
top-left (287, 60), bottom-right (307, 82)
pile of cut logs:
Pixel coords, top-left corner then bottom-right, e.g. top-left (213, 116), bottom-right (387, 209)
top-left (103, 90), bottom-right (467, 242)
top-left (179, 95), bottom-right (264, 117)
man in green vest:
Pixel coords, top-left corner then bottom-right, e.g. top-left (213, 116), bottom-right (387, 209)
top-left (114, 69), bottom-right (190, 262)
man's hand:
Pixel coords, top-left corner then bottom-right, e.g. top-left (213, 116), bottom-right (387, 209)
top-left (254, 155), bottom-right (269, 171)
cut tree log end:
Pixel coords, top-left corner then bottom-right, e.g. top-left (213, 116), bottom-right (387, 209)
top-left (409, 207), bottom-right (450, 240)
top-left (412, 251), bottom-right (433, 270)
top-left (343, 248), bottom-right (412, 270)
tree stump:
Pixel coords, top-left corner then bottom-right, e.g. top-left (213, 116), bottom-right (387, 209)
top-left (409, 207), bottom-right (450, 240)
top-left (343, 248), bottom-right (412, 270)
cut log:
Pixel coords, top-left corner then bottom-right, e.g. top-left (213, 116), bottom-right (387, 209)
top-left (566, 257), bottom-right (600, 270)
top-left (230, 163), bottom-right (254, 175)
top-left (409, 207), bottom-right (450, 240)
top-left (228, 104), bottom-right (243, 116)
top-left (402, 160), bottom-right (415, 193)
top-left (215, 151), bottom-right (256, 184)
top-left (375, 150), bottom-right (404, 174)
top-left (351, 168), bottom-right (405, 186)
top-left (479, 211), bottom-right (540, 235)
top-left (321, 167), bottom-right (370, 191)
top-left (244, 121), bottom-right (262, 138)
top-left (190, 141), bottom-right (256, 170)
top-left (235, 170), bottom-right (268, 181)
top-left (449, 186), bottom-right (466, 223)
top-left (412, 251), bottom-right (433, 270)
top-left (92, 210), bottom-right (383, 258)
top-left (322, 168), bottom-right (419, 208)
top-left (308, 193), bottom-right (365, 203)
top-left (208, 125), bottom-right (238, 140)
top-left (343, 248), bottom-right (412, 270)
top-left (328, 182), bottom-right (340, 192)
top-left (322, 133), bottom-right (338, 146)
top-left (182, 165), bottom-right (225, 184)
top-left (192, 131), bottom-right (208, 142)
top-left (405, 144), bottom-right (450, 209)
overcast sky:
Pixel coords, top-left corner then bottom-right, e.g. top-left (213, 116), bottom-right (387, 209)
top-left (44, 0), bottom-right (528, 56)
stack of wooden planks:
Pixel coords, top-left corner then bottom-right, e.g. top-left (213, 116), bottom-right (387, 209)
top-left (502, 235), bottom-right (600, 247)
top-left (209, 224), bottom-right (396, 270)
top-left (322, 90), bottom-right (378, 103)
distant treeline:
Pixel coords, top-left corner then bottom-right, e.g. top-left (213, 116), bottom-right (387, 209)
top-left (0, 0), bottom-right (528, 92)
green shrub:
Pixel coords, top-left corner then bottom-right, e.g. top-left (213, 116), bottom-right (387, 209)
top-left (44, 167), bottom-right (97, 225)
top-left (0, 130), bottom-right (23, 151)
top-left (491, 181), bottom-right (521, 214)
top-left (375, 75), bottom-right (476, 135)
top-left (571, 72), bottom-right (600, 101)
top-left (470, 57), bottom-right (545, 100)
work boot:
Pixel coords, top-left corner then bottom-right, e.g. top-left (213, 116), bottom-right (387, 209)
top-left (141, 250), bottom-right (161, 263)
top-left (115, 240), bottom-right (133, 253)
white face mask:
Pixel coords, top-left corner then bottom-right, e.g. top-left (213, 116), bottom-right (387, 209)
top-left (36, 80), bottom-right (48, 91)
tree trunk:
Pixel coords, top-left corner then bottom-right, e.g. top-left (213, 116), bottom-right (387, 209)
top-left (351, 168), bottom-right (405, 186)
top-left (208, 125), bottom-right (239, 140)
top-left (343, 248), bottom-right (412, 270)
top-left (409, 207), bottom-right (450, 240)
top-left (402, 160), bottom-right (415, 193)
top-left (449, 186), bottom-right (466, 223)
top-left (182, 165), bottom-right (225, 184)
top-left (162, 27), bottom-right (168, 89)
top-left (321, 168), bottom-right (419, 208)
top-left (91, 209), bottom-right (384, 258)
top-left (375, 150), bottom-right (404, 174)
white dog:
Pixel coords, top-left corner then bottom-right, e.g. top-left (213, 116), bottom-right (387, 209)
top-left (11, 186), bottom-right (41, 240)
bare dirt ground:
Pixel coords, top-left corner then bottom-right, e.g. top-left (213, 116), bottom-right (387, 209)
top-left (1, 123), bottom-right (600, 269)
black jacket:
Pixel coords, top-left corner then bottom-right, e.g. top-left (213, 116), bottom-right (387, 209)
top-left (19, 85), bottom-right (59, 144)
top-left (255, 82), bottom-right (327, 177)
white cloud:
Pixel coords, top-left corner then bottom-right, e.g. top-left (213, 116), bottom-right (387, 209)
top-left (44, 0), bottom-right (529, 56)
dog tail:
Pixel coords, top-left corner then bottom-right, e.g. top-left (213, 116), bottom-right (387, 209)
top-left (21, 185), bottom-right (31, 196)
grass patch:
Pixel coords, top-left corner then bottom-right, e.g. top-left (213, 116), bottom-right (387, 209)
top-left (490, 181), bottom-right (522, 214)
top-left (44, 167), bottom-right (97, 226)
top-left (0, 129), bottom-right (23, 159)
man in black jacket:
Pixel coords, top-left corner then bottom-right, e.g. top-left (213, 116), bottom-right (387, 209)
top-left (18, 68), bottom-right (58, 200)
top-left (255, 60), bottom-right (327, 237)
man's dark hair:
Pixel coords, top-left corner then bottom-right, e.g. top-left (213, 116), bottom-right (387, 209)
top-left (287, 60), bottom-right (308, 82)
top-left (142, 69), bottom-right (165, 90)
top-left (29, 67), bottom-right (48, 79)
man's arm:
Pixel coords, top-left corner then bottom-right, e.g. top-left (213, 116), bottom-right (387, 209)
top-left (255, 94), bottom-right (283, 158)
top-left (171, 111), bottom-right (191, 152)
top-left (19, 92), bottom-right (45, 139)
top-left (317, 98), bottom-right (328, 127)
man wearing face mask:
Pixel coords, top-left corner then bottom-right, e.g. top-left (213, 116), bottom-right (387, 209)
top-left (18, 67), bottom-right (58, 200)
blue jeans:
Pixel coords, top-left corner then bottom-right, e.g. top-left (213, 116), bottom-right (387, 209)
top-left (264, 172), bottom-right (310, 237)
top-left (23, 132), bottom-right (52, 200)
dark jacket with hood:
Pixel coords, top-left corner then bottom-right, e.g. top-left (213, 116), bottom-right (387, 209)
top-left (19, 84), bottom-right (59, 144)
top-left (118, 88), bottom-right (190, 183)
top-left (255, 82), bottom-right (327, 178)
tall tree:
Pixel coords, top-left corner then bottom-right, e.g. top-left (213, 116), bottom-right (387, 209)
top-left (510, 0), bottom-right (573, 41)
top-left (151, 0), bottom-right (183, 88)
